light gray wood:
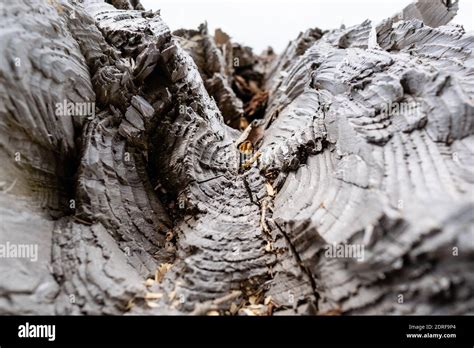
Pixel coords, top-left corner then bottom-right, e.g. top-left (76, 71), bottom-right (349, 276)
top-left (0, 0), bottom-right (472, 315)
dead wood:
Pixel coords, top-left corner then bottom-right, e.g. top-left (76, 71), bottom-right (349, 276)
top-left (0, 0), bottom-right (472, 315)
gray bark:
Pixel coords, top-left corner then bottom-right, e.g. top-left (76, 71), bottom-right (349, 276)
top-left (0, 0), bottom-right (472, 315)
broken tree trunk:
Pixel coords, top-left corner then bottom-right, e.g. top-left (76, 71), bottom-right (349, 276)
top-left (0, 0), bottom-right (472, 315)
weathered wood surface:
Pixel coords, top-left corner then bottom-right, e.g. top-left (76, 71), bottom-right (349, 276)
top-left (0, 0), bottom-right (472, 315)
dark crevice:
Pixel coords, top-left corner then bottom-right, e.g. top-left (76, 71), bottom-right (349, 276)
top-left (274, 221), bottom-right (319, 312)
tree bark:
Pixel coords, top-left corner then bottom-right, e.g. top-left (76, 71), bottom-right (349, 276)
top-left (0, 0), bottom-right (472, 315)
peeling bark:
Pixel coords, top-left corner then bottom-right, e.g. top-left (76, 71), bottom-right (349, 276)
top-left (0, 0), bottom-right (473, 315)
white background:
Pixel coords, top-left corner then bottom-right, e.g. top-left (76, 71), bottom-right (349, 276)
top-left (141, 0), bottom-right (473, 53)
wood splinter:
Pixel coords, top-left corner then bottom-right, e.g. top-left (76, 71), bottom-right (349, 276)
top-left (241, 151), bottom-right (261, 170)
